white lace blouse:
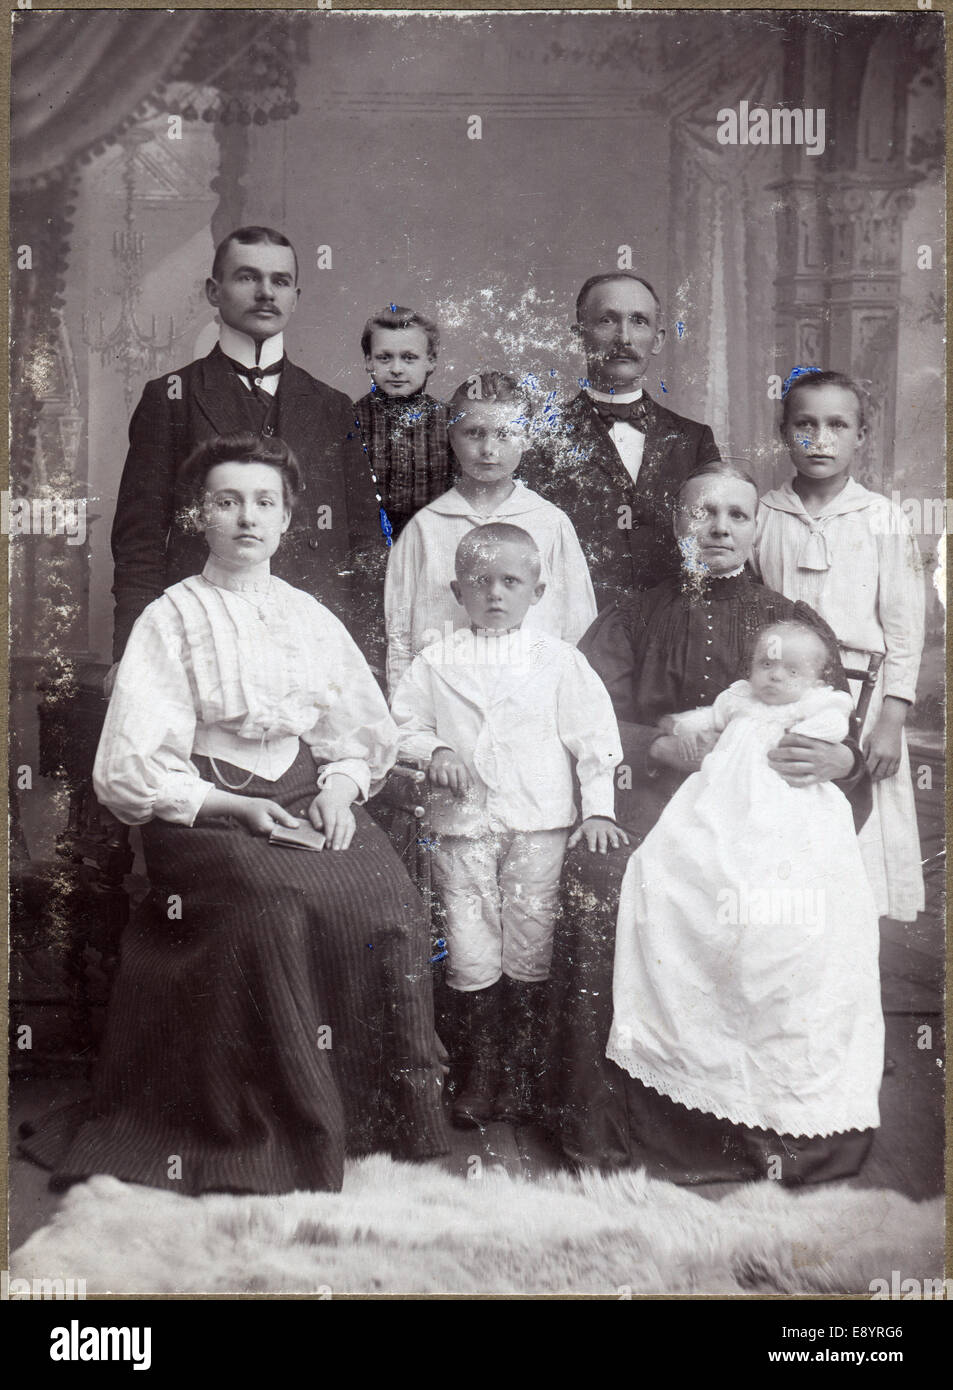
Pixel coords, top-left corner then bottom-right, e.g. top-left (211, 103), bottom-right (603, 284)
top-left (93, 562), bottom-right (398, 826)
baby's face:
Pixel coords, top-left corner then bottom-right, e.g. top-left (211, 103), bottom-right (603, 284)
top-left (451, 540), bottom-right (544, 631)
top-left (749, 630), bottom-right (825, 705)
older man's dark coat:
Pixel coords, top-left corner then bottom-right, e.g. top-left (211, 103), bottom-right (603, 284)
top-left (521, 389), bottom-right (720, 610)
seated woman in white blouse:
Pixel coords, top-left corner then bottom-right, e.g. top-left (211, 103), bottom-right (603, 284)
top-left (20, 431), bottom-right (449, 1196)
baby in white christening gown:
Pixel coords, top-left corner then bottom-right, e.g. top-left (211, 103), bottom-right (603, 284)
top-left (607, 620), bottom-right (884, 1142)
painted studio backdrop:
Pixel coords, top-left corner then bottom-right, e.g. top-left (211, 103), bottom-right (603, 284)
top-left (5, 7), bottom-right (947, 1294)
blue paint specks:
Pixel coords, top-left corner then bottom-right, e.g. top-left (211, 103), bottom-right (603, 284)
top-left (578, 377), bottom-right (590, 389)
top-left (541, 388), bottom-right (559, 427)
top-left (659, 380), bottom-right (668, 393)
top-left (782, 365), bottom-right (823, 397)
top-left (389, 303), bottom-right (398, 312)
top-left (675, 322), bottom-right (685, 339)
top-left (429, 938), bottom-right (448, 964)
top-left (380, 507), bottom-right (394, 547)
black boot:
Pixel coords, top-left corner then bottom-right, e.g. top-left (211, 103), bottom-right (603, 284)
top-left (451, 982), bottom-right (501, 1129)
top-left (495, 977), bottom-right (549, 1124)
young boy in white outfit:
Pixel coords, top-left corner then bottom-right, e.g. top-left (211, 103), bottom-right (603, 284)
top-left (390, 522), bottom-right (627, 1127)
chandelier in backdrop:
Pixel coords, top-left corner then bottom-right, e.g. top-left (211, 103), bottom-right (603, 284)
top-left (79, 131), bottom-right (195, 417)
top-left (79, 15), bottom-right (311, 415)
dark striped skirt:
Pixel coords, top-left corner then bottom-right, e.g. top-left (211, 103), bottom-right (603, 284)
top-left (21, 745), bottom-right (449, 1195)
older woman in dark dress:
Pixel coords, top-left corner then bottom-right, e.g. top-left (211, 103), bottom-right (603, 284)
top-left (546, 461), bottom-right (874, 1185)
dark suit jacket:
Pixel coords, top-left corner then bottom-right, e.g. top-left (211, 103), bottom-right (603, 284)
top-left (111, 346), bottom-right (383, 662)
top-left (521, 390), bottom-right (720, 610)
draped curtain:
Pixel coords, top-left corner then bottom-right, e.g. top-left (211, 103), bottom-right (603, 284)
top-left (667, 34), bottom-right (783, 476)
top-left (12, 11), bottom-right (208, 190)
top-left (10, 9), bottom-right (306, 486)
top-left (11, 11), bottom-right (208, 504)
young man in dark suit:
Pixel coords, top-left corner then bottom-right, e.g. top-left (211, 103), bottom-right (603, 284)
top-left (110, 225), bottom-right (382, 664)
top-left (522, 272), bottom-right (720, 610)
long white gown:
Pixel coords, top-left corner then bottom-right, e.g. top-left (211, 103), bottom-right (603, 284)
top-left (607, 681), bottom-right (884, 1139)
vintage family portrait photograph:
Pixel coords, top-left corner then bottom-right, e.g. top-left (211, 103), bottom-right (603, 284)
top-left (4, 2), bottom-right (948, 1309)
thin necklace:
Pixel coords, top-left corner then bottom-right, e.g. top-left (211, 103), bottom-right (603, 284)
top-left (226, 577), bottom-right (272, 618)
top-left (201, 570), bottom-right (272, 611)
top-left (209, 726), bottom-right (270, 792)
top-left (231, 578), bottom-right (272, 611)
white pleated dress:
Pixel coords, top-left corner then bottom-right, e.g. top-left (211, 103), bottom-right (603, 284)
top-left (607, 681), bottom-right (884, 1139)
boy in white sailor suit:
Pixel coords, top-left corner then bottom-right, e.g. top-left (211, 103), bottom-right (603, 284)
top-left (390, 522), bottom-right (626, 1129)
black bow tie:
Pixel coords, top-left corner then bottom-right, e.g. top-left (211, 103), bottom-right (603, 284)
top-left (592, 396), bottom-right (651, 430)
top-left (227, 356), bottom-right (284, 385)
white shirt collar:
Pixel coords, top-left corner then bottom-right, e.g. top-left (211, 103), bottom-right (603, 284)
top-left (586, 386), bottom-right (644, 405)
top-left (776, 475), bottom-right (873, 519)
top-left (219, 323), bottom-right (285, 371)
top-left (429, 480), bottom-right (535, 518)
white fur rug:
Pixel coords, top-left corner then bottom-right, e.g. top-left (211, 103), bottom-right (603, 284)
top-left (12, 1156), bottom-right (943, 1296)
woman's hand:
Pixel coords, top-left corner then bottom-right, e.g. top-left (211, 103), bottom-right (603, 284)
top-left (236, 799), bottom-right (302, 836)
top-left (767, 733), bottom-right (854, 787)
top-left (198, 788), bottom-right (300, 834)
top-left (864, 700), bottom-right (906, 782)
top-left (428, 747), bottom-right (472, 799)
top-left (568, 817), bottom-right (630, 855)
top-left (308, 773), bottom-right (359, 851)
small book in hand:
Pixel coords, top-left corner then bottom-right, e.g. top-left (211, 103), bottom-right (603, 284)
top-left (269, 821), bottom-right (327, 852)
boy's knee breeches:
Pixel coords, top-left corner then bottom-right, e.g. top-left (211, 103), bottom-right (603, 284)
top-left (431, 827), bottom-right (570, 991)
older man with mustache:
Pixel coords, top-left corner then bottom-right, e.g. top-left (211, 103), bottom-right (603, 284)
top-left (523, 272), bottom-right (720, 610)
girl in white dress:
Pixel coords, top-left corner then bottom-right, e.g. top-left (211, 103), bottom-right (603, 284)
top-left (754, 371), bottom-right (925, 922)
top-left (608, 621), bottom-right (884, 1144)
